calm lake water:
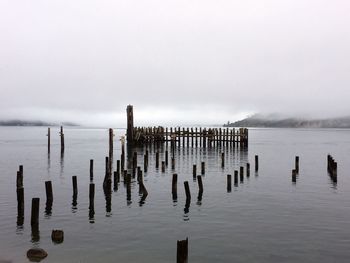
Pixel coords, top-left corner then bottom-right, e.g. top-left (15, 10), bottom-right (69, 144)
top-left (1, 127), bottom-right (350, 262)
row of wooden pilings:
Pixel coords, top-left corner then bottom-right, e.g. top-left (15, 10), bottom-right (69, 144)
top-left (132, 126), bottom-right (248, 147)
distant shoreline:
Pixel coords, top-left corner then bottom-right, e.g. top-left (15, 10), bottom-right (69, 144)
top-left (0, 120), bottom-right (79, 127)
top-left (224, 115), bottom-right (350, 129)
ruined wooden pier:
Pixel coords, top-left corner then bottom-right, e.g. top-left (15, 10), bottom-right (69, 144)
top-left (126, 105), bottom-right (248, 147)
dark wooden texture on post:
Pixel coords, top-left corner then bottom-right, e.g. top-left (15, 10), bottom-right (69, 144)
top-left (184, 181), bottom-right (191, 201)
top-left (227, 174), bottom-right (232, 192)
top-left (234, 170), bottom-right (238, 185)
top-left (47, 127), bottom-right (50, 154)
top-left (126, 105), bottom-right (134, 144)
top-left (90, 159), bottom-right (94, 181)
top-left (45, 181), bottom-right (53, 202)
top-left (172, 174), bottom-right (178, 200)
top-left (177, 238), bottom-right (188, 263)
top-left (60, 126), bottom-right (65, 154)
top-left (72, 176), bottom-right (78, 195)
top-left (31, 198), bottom-right (40, 226)
top-left (295, 156), bottom-right (299, 173)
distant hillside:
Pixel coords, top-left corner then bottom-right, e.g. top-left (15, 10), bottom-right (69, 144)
top-left (224, 115), bottom-right (350, 128)
top-left (0, 120), bottom-right (79, 127)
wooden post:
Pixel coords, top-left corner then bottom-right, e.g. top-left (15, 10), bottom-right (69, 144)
top-left (193, 164), bottom-right (197, 179)
top-left (162, 161), bottom-right (166, 173)
top-left (184, 181), bottom-right (191, 201)
top-left (47, 127), bottom-right (50, 154)
top-left (195, 127), bottom-right (198, 147)
top-left (72, 176), bottom-right (78, 195)
top-left (240, 166), bottom-right (244, 182)
top-left (246, 163), bottom-right (250, 177)
top-left (221, 152), bottom-right (225, 168)
top-left (144, 154), bottom-right (148, 173)
top-left (295, 156), bottom-right (299, 174)
top-left (255, 155), bottom-right (259, 172)
top-left (89, 183), bottom-right (95, 220)
top-left (234, 170), bottom-right (238, 186)
top-left (45, 181), bottom-right (53, 202)
top-left (177, 238), bottom-right (188, 263)
top-left (172, 174), bottom-right (178, 201)
top-left (292, 169), bottom-right (297, 183)
top-left (126, 105), bottom-right (134, 145)
top-left (109, 128), bottom-right (113, 159)
top-left (90, 159), bottom-right (94, 181)
top-left (171, 157), bottom-right (175, 170)
top-left (227, 174), bottom-right (232, 192)
top-left (116, 160), bottom-right (120, 177)
top-left (126, 174), bottom-right (131, 201)
top-left (60, 126), bottom-right (65, 153)
top-left (165, 151), bottom-right (169, 166)
top-left (31, 198), bottom-right (40, 226)
top-left (201, 162), bottom-right (205, 175)
top-left (156, 152), bottom-right (159, 168)
top-left (133, 152), bottom-right (137, 170)
top-left (197, 176), bottom-right (203, 193)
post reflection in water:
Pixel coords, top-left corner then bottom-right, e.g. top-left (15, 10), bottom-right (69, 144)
top-left (103, 182), bottom-right (112, 216)
top-left (89, 183), bottom-right (95, 224)
top-left (72, 193), bottom-right (77, 213)
top-left (45, 200), bottom-right (52, 218)
top-left (31, 224), bottom-right (40, 243)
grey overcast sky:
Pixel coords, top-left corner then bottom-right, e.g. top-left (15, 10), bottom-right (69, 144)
top-left (0, 0), bottom-right (350, 127)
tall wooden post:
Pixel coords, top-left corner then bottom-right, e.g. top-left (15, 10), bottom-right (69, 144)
top-left (60, 126), bottom-right (65, 153)
top-left (126, 105), bottom-right (134, 145)
top-left (47, 128), bottom-right (50, 154)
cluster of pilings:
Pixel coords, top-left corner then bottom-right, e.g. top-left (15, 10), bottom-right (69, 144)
top-left (126, 105), bottom-right (248, 147)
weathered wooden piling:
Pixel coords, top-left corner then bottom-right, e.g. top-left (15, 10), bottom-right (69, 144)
top-left (162, 161), bottom-right (166, 173)
top-left (197, 176), bottom-right (203, 193)
top-left (246, 163), bottom-right (250, 177)
top-left (126, 174), bottom-right (131, 201)
top-left (133, 152), bottom-right (137, 170)
top-left (172, 174), bottom-right (178, 200)
top-left (177, 238), bottom-right (188, 263)
top-left (113, 171), bottom-right (119, 191)
top-left (31, 198), bottom-right (40, 226)
top-left (144, 154), bottom-right (148, 172)
top-left (221, 152), bottom-right (225, 168)
top-left (193, 164), bottom-right (197, 179)
top-left (47, 128), bottom-right (50, 154)
top-left (116, 160), bottom-right (120, 177)
top-left (184, 181), bottom-right (191, 201)
top-left (295, 156), bottom-right (299, 173)
top-left (60, 126), bottom-right (65, 153)
top-left (90, 159), bottom-right (94, 181)
top-left (255, 155), bottom-right (259, 172)
top-left (126, 105), bottom-right (134, 145)
top-left (234, 170), bottom-right (238, 186)
top-left (45, 181), bottom-right (53, 202)
top-left (89, 183), bottom-right (95, 220)
top-left (16, 170), bottom-right (23, 189)
top-left (327, 154), bottom-right (337, 182)
top-left (156, 152), bottom-right (159, 168)
top-left (165, 151), bottom-right (169, 166)
top-left (292, 169), bottom-right (297, 183)
top-left (171, 157), bottom-right (175, 170)
top-left (72, 176), bottom-right (78, 195)
top-left (240, 166), bottom-right (244, 181)
top-left (201, 162), bottom-right (205, 175)
top-left (227, 174), bottom-right (232, 192)
top-left (109, 128), bottom-right (113, 158)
